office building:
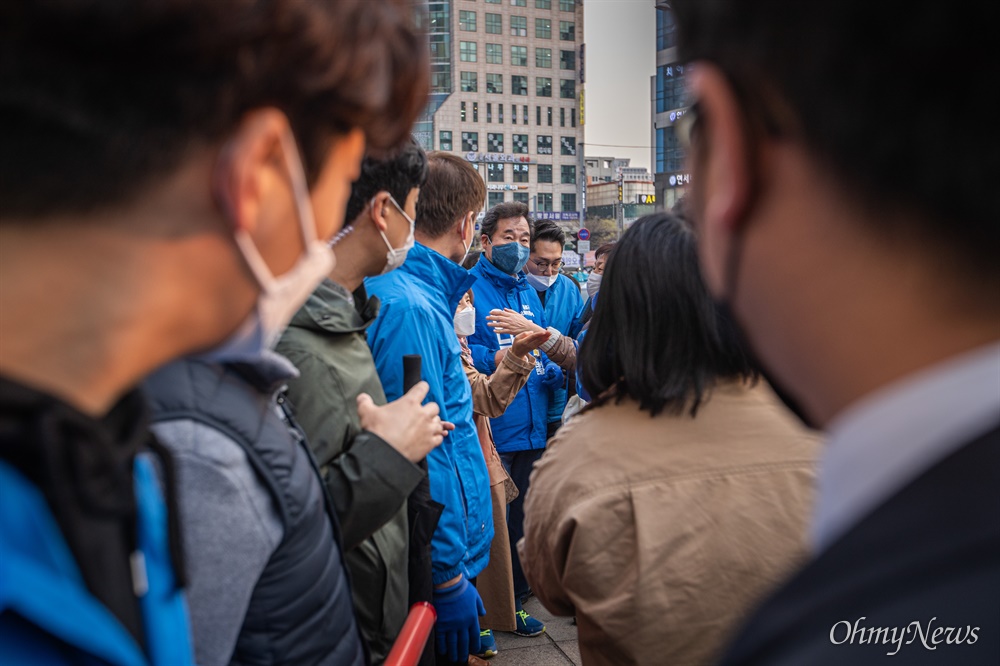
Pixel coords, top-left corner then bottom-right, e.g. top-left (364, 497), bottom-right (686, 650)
top-left (650, 1), bottom-right (690, 210)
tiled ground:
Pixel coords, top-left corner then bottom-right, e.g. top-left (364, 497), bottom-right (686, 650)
top-left (490, 597), bottom-right (581, 665)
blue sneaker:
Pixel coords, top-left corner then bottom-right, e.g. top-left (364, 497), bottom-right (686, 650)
top-left (513, 609), bottom-right (546, 637)
top-left (476, 629), bottom-right (498, 659)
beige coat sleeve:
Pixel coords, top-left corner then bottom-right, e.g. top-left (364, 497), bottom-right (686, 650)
top-left (463, 350), bottom-right (533, 418)
top-left (542, 333), bottom-right (576, 373)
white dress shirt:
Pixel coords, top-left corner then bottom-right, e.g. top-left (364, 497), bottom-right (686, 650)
top-left (813, 341), bottom-right (1000, 552)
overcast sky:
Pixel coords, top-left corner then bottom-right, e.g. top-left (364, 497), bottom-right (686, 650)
top-left (584, 0), bottom-right (656, 170)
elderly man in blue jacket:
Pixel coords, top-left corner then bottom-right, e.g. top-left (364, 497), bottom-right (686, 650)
top-left (366, 153), bottom-right (492, 665)
top-left (466, 202), bottom-right (576, 639)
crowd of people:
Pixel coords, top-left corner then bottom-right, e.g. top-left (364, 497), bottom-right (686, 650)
top-left (1, 1), bottom-right (997, 666)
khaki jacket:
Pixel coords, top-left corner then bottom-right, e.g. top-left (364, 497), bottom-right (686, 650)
top-left (461, 345), bottom-right (533, 631)
top-left (520, 382), bottom-right (820, 666)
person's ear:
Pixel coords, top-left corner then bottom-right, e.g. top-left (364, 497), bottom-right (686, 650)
top-left (369, 191), bottom-right (392, 234)
top-left (687, 64), bottom-right (754, 295)
top-left (212, 109), bottom-right (291, 239)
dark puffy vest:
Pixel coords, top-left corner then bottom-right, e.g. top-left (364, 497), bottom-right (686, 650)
top-left (145, 359), bottom-right (367, 666)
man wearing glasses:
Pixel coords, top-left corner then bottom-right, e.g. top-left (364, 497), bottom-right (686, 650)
top-left (525, 221), bottom-right (584, 438)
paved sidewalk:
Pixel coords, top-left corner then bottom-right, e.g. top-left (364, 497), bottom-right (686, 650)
top-left (489, 597), bottom-right (581, 665)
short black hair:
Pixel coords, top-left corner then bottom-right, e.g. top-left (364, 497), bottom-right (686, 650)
top-left (531, 221), bottom-right (565, 251)
top-left (1, 0), bottom-right (429, 219)
top-left (579, 213), bottom-right (757, 417)
top-left (481, 201), bottom-right (533, 241)
top-left (594, 242), bottom-right (615, 260)
top-left (670, 0), bottom-right (999, 285)
top-left (344, 138), bottom-right (428, 225)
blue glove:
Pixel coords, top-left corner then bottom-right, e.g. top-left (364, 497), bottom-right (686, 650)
top-left (433, 576), bottom-right (486, 663)
top-left (540, 361), bottom-right (564, 390)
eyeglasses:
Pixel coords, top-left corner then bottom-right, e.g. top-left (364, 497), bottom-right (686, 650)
top-left (675, 102), bottom-right (702, 150)
top-left (530, 258), bottom-right (562, 271)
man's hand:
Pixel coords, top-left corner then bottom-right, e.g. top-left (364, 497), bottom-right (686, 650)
top-left (433, 575), bottom-right (486, 663)
top-left (510, 330), bottom-right (551, 359)
top-left (540, 361), bottom-right (564, 389)
top-left (487, 308), bottom-right (545, 336)
top-left (356, 381), bottom-right (446, 463)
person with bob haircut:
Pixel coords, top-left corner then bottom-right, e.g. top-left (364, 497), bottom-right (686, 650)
top-left (520, 213), bottom-right (819, 666)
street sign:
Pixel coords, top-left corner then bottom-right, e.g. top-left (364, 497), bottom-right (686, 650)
top-left (637, 194), bottom-right (656, 204)
top-left (576, 240), bottom-right (591, 254)
top-left (562, 250), bottom-right (581, 268)
top-left (577, 228), bottom-right (591, 241)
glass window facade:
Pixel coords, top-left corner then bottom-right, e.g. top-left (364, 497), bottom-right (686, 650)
top-left (460, 41), bottom-right (477, 62)
top-left (512, 133), bottom-right (529, 153)
top-left (487, 132), bottom-right (504, 153)
top-left (560, 78), bottom-right (575, 99)
top-left (537, 135), bottom-right (553, 155)
top-left (655, 126), bottom-right (685, 173)
top-left (656, 8), bottom-right (677, 51)
top-left (461, 131), bottom-right (479, 152)
top-left (559, 49), bottom-right (575, 70)
top-left (536, 0), bottom-right (551, 9)
top-left (560, 136), bottom-right (576, 155)
top-left (513, 192), bottom-right (529, 205)
top-left (561, 164), bottom-right (576, 184)
top-left (485, 13), bottom-right (502, 34)
top-left (537, 164), bottom-right (553, 183)
top-left (536, 77), bottom-right (552, 97)
top-left (488, 191), bottom-right (505, 207)
top-left (655, 63), bottom-right (687, 113)
top-left (559, 21), bottom-right (575, 41)
top-left (536, 18), bottom-right (551, 39)
top-left (560, 0), bottom-right (575, 11)
top-left (513, 163), bottom-right (530, 182)
top-left (510, 16), bottom-right (527, 36)
top-left (512, 0), bottom-right (526, 6)
top-left (439, 130), bottom-right (452, 151)
top-left (486, 73), bottom-right (503, 94)
top-left (460, 71), bottom-right (477, 92)
top-left (512, 75), bottom-right (528, 95)
top-left (537, 193), bottom-right (553, 211)
top-left (459, 10), bottom-right (476, 32)
top-left (487, 162), bottom-right (505, 182)
top-left (511, 45), bottom-right (527, 67)
top-left (561, 193), bottom-right (576, 212)
top-left (536, 47), bottom-right (552, 68)
top-left (486, 43), bottom-right (503, 64)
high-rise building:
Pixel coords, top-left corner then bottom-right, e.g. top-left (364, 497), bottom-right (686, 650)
top-left (650, 1), bottom-right (690, 211)
top-left (415, 0), bottom-right (586, 230)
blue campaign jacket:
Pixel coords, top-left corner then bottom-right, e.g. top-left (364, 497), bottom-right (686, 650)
top-left (0, 459), bottom-right (193, 666)
top-left (534, 273), bottom-right (585, 424)
top-left (365, 242), bottom-right (494, 584)
top-left (467, 255), bottom-right (550, 453)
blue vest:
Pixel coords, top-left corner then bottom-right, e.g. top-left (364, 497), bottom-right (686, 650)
top-left (0, 458), bottom-right (194, 666)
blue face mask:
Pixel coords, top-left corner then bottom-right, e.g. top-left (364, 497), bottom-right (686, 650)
top-left (488, 240), bottom-right (530, 275)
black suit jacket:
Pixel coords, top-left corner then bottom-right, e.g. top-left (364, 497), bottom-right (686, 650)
top-left (719, 422), bottom-right (1000, 666)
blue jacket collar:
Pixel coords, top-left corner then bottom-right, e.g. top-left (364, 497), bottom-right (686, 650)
top-left (472, 253), bottom-right (528, 292)
top-left (402, 242), bottom-right (477, 311)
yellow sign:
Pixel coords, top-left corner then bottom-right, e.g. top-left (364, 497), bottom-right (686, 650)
top-left (579, 90), bottom-right (585, 126)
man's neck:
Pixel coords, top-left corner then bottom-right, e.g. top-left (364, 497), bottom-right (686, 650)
top-left (415, 231), bottom-right (458, 264)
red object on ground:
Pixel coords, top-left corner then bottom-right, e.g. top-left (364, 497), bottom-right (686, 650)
top-left (384, 602), bottom-right (437, 666)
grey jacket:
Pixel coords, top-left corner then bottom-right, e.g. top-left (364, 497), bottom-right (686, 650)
top-left (277, 280), bottom-right (423, 664)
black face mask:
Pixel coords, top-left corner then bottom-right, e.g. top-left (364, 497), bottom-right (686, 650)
top-left (715, 231), bottom-right (820, 430)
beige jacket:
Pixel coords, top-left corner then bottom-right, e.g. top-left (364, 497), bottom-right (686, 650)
top-left (461, 345), bottom-right (533, 631)
top-left (520, 382), bottom-right (820, 666)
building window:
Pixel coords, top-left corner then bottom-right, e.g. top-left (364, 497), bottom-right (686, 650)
top-left (560, 0), bottom-right (575, 11)
top-left (535, 18), bottom-right (551, 39)
top-left (510, 15), bottom-right (527, 36)
top-left (487, 132), bottom-right (504, 153)
top-left (655, 126), bottom-right (685, 173)
top-left (537, 164), bottom-right (553, 183)
top-left (560, 107), bottom-right (565, 127)
top-left (560, 136), bottom-right (576, 155)
top-left (559, 21), bottom-right (575, 41)
top-left (511, 45), bottom-right (527, 67)
top-left (513, 191), bottom-right (529, 205)
top-left (656, 7), bottom-right (677, 51)
top-left (561, 164), bottom-right (576, 184)
top-left (655, 63), bottom-right (687, 113)
top-left (428, 8), bottom-right (448, 33)
top-left (460, 41), bottom-right (477, 62)
top-left (511, 75), bottom-right (528, 95)
top-left (459, 10), bottom-right (477, 32)
top-left (499, 104), bottom-right (504, 123)
top-left (560, 78), bottom-right (575, 99)
top-left (486, 43), bottom-right (503, 64)
top-left (512, 0), bottom-right (526, 6)
top-left (431, 70), bottom-right (451, 93)
top-left (560, 49), bottom-right (575, 70)
top-left (461, 101), bottom-right (467, 122)
top-left (537, 135), bottom-right (553, 155)
top-left (512, 133), bottom-right (529, 154)
top-left (536, 0), bottom-right (551, 9)
top-left (485, 0), bottom-right (501, 3)
top-left (561, 193), bottom-right (576, 212)
top-left (513, 163), bottom-right (530, 182)
top-left (537, 193), bottom-right (553, 211)
top-left (485, 12), bottom-right (502, 34)
top-left (523, 105), bottom-right (529, 124)
top-left (439, 130), bottom-right (453, 151)
top-left (462, 131), bottom-right (479, 152)
top-left (536, 106), bottom-right (541, 125)
top-left (488, 191), bottom-right (506, 207)
top-left (486, 73), bottom-right (503, 93)
top-left (487, 162), bottom-right (505, 182)
top-left (461, 71), bottom-right (478, 92)
top-left (486, 102), bottom-right (492, 123)
top-left (473, 102), bottom-right (479, 122)
top-left (536, 77), bottom-right (552, 97)
top-left (536, 47), bottom-right (552, 68)
top-left (547, 106), bottom-right (553, 126)
top-left (430, 34), bottom-right (450, 61)
top-left (571, 108), bottom-right (577, 127)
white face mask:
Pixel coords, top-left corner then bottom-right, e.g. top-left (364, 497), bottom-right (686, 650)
top-left (378, 195), bottom-right (415, 274)
top-left (454, 307), bottom-right (476, 337)
top-left (226, 130), bottom-right (334, 354)
top-left (587, 272), bottom-right (602, 298)
top-left (525, 272), bottom-right (559, 292)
